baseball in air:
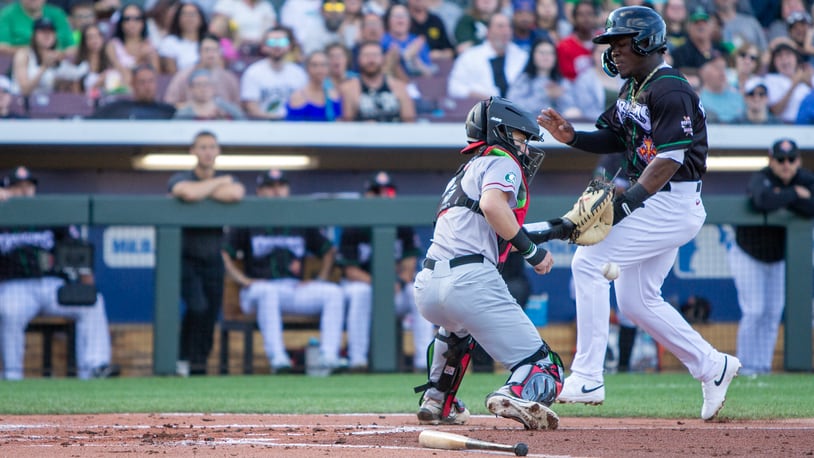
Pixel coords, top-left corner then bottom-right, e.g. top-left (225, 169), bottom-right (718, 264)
top-left (602, 262), bottom-right (619, 280)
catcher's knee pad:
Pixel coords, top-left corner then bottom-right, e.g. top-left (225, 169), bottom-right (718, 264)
top-left (414, 331), bottom-right (475, 416)
top-left (505, 343), bottom-right (565, 407)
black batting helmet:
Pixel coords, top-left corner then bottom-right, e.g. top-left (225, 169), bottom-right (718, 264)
top-left (593, 6), bottom-right (667, 56)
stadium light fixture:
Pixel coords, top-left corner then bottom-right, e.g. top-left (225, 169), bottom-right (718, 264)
top-left (132, 154), bottom-right (315, 171)
top-left (706, 156), bottom-right (769, 172)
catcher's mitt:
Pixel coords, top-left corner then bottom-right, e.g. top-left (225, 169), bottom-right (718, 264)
top-left (561, 179), bottom-right (614, 246)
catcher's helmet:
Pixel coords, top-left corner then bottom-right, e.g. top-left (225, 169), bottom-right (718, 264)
top-left (593, 6), bottom-right (667, 56)
top-left (462, 97), bottom-right (545, 182)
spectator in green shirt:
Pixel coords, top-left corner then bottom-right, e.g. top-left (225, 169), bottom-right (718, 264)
top-left (0, 0), bottom-right (76, 57)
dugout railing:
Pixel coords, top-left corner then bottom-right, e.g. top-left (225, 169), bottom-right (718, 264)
top-left (1, 195), bottom-right (811, 374)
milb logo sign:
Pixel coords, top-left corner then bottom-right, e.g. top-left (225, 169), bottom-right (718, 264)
top-left (103, 226), bottom-right (155, 268)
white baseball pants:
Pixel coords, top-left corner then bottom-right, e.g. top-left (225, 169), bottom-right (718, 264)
top-left (0, 277), bottom-right (112, 380)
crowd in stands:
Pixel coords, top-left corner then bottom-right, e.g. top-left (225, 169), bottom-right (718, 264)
top-left (0, 0), bottom-right (812, 123)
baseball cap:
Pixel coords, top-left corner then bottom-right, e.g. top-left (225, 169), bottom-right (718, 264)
top-left (4, 166), bottom-right (38, 187)
top-left (256, 169), bottom-right (289, 187)
top-left (688, 6), bottom-right (710, 23)
top-left (32, 17), bottom-right (56, 31)
top-left (743, 77), bottom-right (767, 95)
top-left (512, 0), bottom-right (535, 12)
top-left (770, 138), bottom-right (799, 160)
top-left (365, 171), bottom-right (396, 196)
top-left (786, 11), bottom-right (812, 27)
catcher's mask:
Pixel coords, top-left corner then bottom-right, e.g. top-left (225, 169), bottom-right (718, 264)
top-left (593, 6), bottom-right (667, 76)
top-left (461, 97), bottom-right (546, 183)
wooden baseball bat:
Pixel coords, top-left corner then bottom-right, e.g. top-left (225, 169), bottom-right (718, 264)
top-left (419, 430), bottom-right (528, 456)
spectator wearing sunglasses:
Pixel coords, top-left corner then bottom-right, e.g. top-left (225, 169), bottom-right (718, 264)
top-left (728, 138), bottom-right (814, 376)
top-left (743, 78), bottom-right (782, 124)
top-left (240, 26), bottom-right (306, 120)
top-left (727, 43), bottom-right (763, 93)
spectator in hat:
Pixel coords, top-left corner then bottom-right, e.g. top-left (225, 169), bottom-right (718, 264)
top-left (0, 75), bottom-right (26, 119)
top-left (728, 138), bottom-right (814, 376)
top-left (0, 166), bottom-right (120, 380)
top-left (0, 0), bottom-right (76, 57)
top-left (11, 17), bottom-right (62, 97)
top-left (785, 11), bottom-right (814, 64)
top-left (743, 78), bottom-right (783, 124)
top-left (672, 6), bottom-right (731, 87)
top-left (764, 41), bottom-right (814, 123)
top-left (767, 0), bottom-right (810, 42)
top-left (221, 169), bottom-right (348, 375)
top-left (173, 68), bottom-right (245, 120)
top-left (511, 0), bottom-right (550, 53)
top-left (337, 171), bottom-right (436, 373)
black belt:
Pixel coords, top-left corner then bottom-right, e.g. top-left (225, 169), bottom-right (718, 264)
top-left (659, 181), bottom-right (702, 192)
top-left (423, 254), bottom-right (484, 270)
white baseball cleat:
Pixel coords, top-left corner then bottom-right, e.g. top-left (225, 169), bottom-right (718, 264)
top-left (485, 386), bottom-right (559, 430)
top-left (701, 354), bottom-right (741, 420)
top-left (417, 397), bottom-right (470, 425)
top-left (556, 374), bottom-right (605, 405)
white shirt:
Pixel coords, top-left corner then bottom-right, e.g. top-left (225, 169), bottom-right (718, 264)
top-left (280, 0), bottom-right (322, 47)
top-left (447, 41), bottom-right (528, 99)
top-left (764, 72), bottom-right (814, 123)
top-left (158, 35), bottom-right (200, 71)
top-left (240, 59), bottom-right (307, 118)
top-left (213, 0), bottom-right (277, 43)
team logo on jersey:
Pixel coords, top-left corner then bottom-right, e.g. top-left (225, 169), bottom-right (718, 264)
top-left (505, 172), bottom-right (517, 184)
top-left (636, 136), bottom-right (658, 163)
top-left (615, 99), bottom-right (652, 132)
top-left (681, 116), bottom-right (693, 136)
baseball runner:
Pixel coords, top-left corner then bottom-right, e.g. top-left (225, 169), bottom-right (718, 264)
top-left (537, 6), bottom-right (740, 420)
top-left (413, 96), bottom-right (564, 430)
top-left (728, 139), bottom-right (814, 376)
top-left (0, 167), bottom-right (116, 380)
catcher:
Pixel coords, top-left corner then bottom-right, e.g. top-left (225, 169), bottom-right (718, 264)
top-left (413, 96), bottom-right (609, 431)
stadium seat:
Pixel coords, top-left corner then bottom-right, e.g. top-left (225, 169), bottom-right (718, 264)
top-left (26, 92), bottom-right (96, 119)
top-left (25, 316), bottom-right (77, 377)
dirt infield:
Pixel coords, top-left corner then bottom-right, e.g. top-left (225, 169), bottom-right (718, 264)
top-left (1, 413), bottom-right (812, 457)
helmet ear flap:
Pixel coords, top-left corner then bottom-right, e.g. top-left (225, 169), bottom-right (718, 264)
top-left (601, 48), bottom-right (619, 77)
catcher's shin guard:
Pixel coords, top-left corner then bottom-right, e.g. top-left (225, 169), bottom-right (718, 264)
top-left (414, 331), bottom-right (476, 418)
top-left (505, 343), bottom-right (565, 407)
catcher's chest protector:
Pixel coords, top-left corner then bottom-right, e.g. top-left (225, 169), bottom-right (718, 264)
top-left (435, 147), bottom-right (530, 266)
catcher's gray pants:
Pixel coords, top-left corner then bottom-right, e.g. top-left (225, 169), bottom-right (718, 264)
top-left (414, 259), bottom-right (542, 371)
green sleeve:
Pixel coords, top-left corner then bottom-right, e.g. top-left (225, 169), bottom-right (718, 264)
top-left (45, 6), bottom-right (76, 50)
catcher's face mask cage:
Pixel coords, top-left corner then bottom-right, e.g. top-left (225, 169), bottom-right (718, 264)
top-left (485, 97), bottom-right (546, 182)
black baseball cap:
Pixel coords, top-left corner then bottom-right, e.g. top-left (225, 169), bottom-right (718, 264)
top-left (365, 171), bottom-right (396, 196)
top-left (770, 138), bottom-right (799, 159)
top-left (33, 17), bottom-right (56, 31)
top-left (4, 166), bottom-right (38, 187)
top-left (256, 169), bottom-right (289, 187)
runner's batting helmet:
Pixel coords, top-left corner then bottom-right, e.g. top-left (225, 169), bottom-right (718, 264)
top-left (593, 6), bottom-right (667, 56)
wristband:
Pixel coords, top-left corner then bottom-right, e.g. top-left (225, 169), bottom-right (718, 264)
top-left (509, 229), bottom-right (547, 266)
top-left (613, 183), bottom-right (650, 225)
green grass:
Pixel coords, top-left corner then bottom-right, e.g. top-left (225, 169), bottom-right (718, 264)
top-left (0, 372), bottom-right (811, 418)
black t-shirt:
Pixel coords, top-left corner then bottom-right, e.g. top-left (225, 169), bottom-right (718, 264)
top-left (89, 100), bottom-right (176, 120)
top-left (671, 41), bottom-right (729, 72)
top-left (224, 227), bottom-right (333, 280)
top-left (410, 13), bottom-right (454, 52)
top-left (167, 170), bottom-right (228, 260)
top-left (0, 226), bottom-right (73, 280)
top-left (597, 66), bottom-right (707, 182)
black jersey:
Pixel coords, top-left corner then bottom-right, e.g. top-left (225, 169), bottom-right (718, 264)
top-left (224, 227), bottom-right (334, 280)
top-left (597, 66), bottom-right (708, 182)
top-left (0, 226), bottom-right (74, 280)
top-left (337, 226), bottom-right (421, 273)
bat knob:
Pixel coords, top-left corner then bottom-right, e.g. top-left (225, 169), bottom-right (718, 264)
top-left (514, 442), bottom-right (529, 456)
